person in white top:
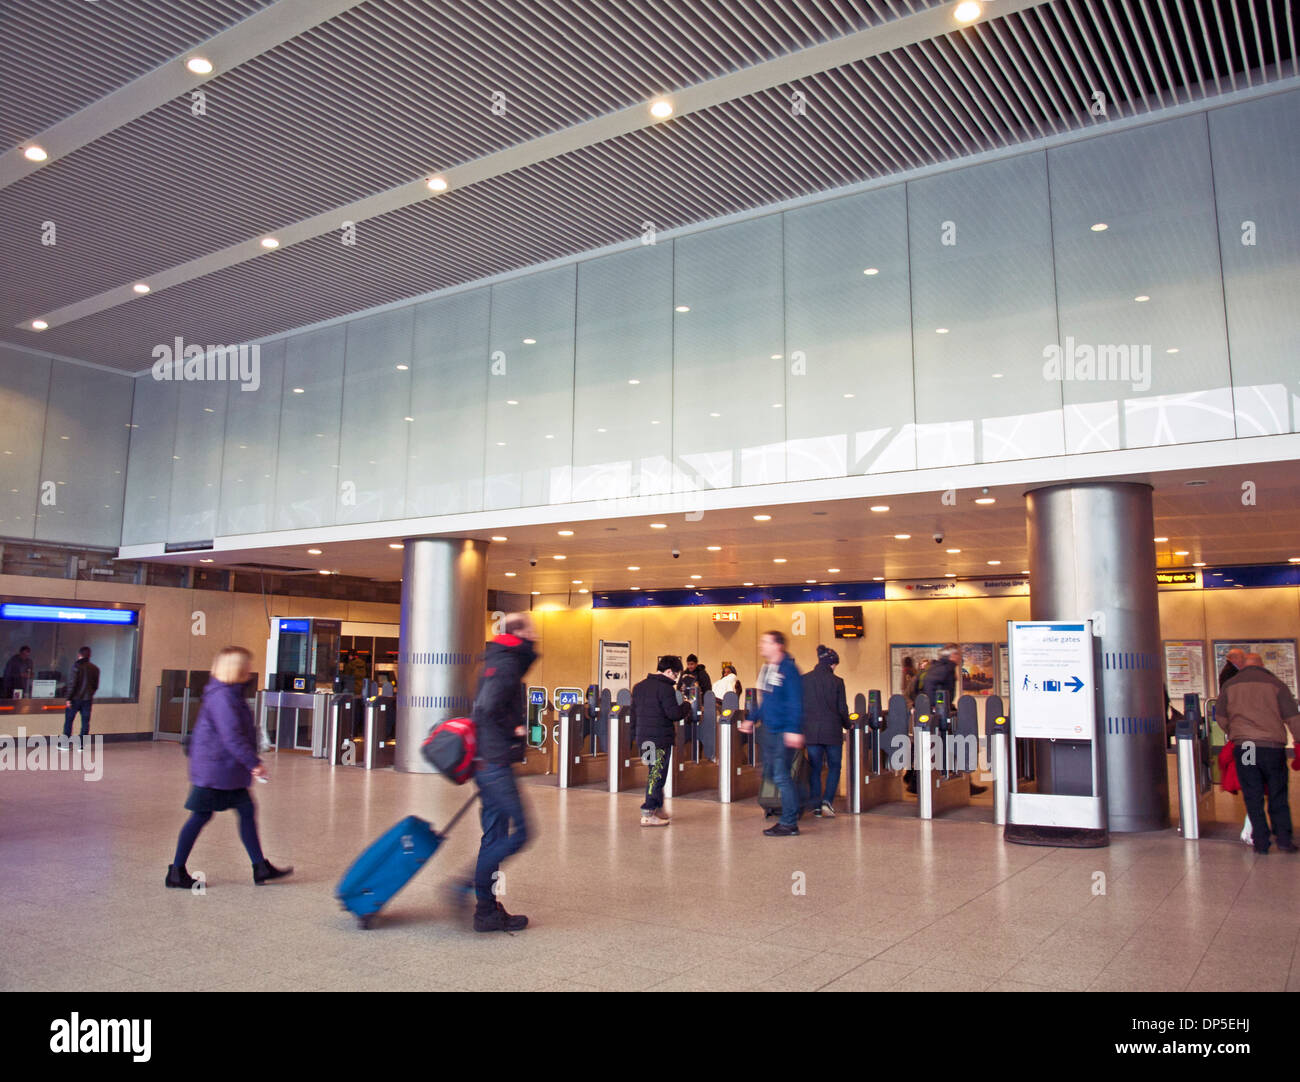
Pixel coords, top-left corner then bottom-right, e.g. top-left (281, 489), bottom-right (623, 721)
top-left (713, 662), bottom-right (742, 701)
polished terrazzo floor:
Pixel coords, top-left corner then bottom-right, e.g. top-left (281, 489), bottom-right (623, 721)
top-left (2, 743), bottom-right (1297, 992)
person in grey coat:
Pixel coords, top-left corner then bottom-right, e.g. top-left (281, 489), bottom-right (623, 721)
top-left (802, 644), bottom-right (850, 817)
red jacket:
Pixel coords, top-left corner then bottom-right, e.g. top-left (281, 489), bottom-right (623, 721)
top-left (1218, 743), bottom-right (1240, 794)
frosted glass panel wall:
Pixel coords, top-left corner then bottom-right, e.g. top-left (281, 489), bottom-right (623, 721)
top-left (573, 244), bottom-right (674, 501)
top-left (1209, 89), bottom-right (1300, 437)
top-left (0, 346), bottom-right (51, 540)
top-left (219, 338), bottom-right (284, 536)
top-left (784, 187), bottom-right (915, 481)
top-left (483, 266), bottom-right (576, 510)
top-left (407, 289), bottom-right (490, 517)
top-left (122, 376), bottom-right (177, 545)
top-left (167, 377), bottom-right (226, 543)
top-left (672, 215), bottom-right (785, 492)
top-left (35, 364), bottom-right (132, 546)
top-left (1050, 114), bottom-right (1233, 452)
top-left (338, 307), bottom-right (414, 524)
top-left (908, 153), bottom-right (1062, 468)
top-left (274, 325), bottom-right (345, 530)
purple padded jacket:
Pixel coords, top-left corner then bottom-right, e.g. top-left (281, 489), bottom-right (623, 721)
top-left (188, 679), bottom-right (261, 790)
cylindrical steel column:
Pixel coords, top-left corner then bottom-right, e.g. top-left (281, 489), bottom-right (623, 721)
top-left (395, 538), bottom-right (487, 773)
top-left (1026, 482), bottom-right (1168, 832)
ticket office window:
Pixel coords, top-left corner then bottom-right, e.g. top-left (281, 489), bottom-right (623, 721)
top-left (0, 598), bottom-right (142, 703)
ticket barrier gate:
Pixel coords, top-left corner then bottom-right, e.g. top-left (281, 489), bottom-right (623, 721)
top-left (325, 694), bottom-right (394, 768)
top-left (986, 695), bottom-right (1009, 825)
top-left (913, 693), bottom-right (972, 819)
top-left (845, 691), bottom-right (906, 812)
top-left (718, 691), bottom-right (762, 803)
top-left (610, 689), bottom-right (651, 794)
top-left (1176, 693), bottom-right (1215, 840)
top-left (674, 689), bottom-right (720, 795)
top-left (558, 690), bottom-right (610, 788)
top-left (520, 686), bottom-right (556, 776)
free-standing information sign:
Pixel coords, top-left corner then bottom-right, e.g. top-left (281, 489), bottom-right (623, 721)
top-left (598, 640), bottom-right (631, 704)
top-left (1006, 620), bottom-right (1106, 843)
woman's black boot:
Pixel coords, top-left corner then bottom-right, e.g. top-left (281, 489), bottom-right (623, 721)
top-left (165, 864), bottom-right (196, 889)
top-left (253, 859), bottom-right (293, 885)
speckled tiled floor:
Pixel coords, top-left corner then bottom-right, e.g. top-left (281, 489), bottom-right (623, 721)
top-left (2, 743), bottom-right (1296, 992)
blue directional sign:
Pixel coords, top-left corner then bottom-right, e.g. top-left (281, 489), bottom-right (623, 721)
top-left (528, 687), bottom-right (546, 706)
top-left (1, 603), bottom-right (137, 626)
top-left (554, 687), bottom-right (583, 708)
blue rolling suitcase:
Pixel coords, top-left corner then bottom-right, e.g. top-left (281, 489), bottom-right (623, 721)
top-left (337, 795), bottom-right (477, 929)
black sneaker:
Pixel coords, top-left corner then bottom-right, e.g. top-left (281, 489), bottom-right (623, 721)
top-left (474, 901), bottom-right (528, 933)
top-left (812, 806), bottom-right (823, 818)
top-left (763, 823), bottom-right (799, 837)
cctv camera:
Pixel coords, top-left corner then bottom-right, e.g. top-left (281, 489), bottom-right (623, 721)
top-left (933, 532), bottom-right (945, 544)
top-left (672, 548), bottom-right (681, 559)
top-left (528, 557), bottom-right (538, 567)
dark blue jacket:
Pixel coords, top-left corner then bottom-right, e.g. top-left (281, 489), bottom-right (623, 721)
top-left (473, 634), bottom-right (538, 766)
top-left (188, 679), bottom-right (260, 790)
top-left (754, 654), bottom-right (803, 735)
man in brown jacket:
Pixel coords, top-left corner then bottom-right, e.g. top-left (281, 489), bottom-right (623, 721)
top-left (1219, 653), bottom-right (1300, 854)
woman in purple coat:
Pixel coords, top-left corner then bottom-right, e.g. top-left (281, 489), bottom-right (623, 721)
top-left (165, 646), bottom-right (292, 889)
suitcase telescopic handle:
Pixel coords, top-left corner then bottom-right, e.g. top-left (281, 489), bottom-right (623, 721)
top-left (440, 792), bottom-right (481, 835)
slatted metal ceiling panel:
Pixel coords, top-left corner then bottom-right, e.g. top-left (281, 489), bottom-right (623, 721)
top-left (5, 0), bottom-right (1296, 370)
top-left (0, 0), bottom-right (941, 326)
top-left (0, 0), bottom-right (276, 145)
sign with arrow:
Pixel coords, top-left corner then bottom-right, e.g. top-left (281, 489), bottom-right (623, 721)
top-left (1008, 621), bottom-right (1096, 740)
top-left (598, 640), bottom-right (631, 704)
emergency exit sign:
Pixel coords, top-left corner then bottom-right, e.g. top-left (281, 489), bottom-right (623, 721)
top-left (712, 611), bottom-right (741, 622)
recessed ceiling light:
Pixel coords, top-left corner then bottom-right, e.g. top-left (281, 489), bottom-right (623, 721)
top-left (396, 363), bottom-right (409, 370)
top-left (773, 558), bottom-right (787, 563)
top-left (628, 378), bottom-right (640, 385)
top-left (506, 399), bottom-right (518, 405)
top-left (674, 305), bottom-right (690, 313)
top-left (1289, 557), bottom-right (1300, 564)
top-left (651, 419), bottom-right (661, 424)
top-left (132, 283), bottom-right (150, 294)
top-left (558, 529), bottom-right (574, 536)
top-left (753, 514), bottom-right (772, 521)
top-left (388, 543), bottom-right (404, 550)
top-left (709, 411), bottom-right (721, 418)
top-left (649, 99), bottom-right (673, 119)
top-left (843, 393), bottom-right (855, 399)
top-left (946, 548), bottom-right (961, 554)
top-left (23, 145), bottom-right (48, 162)
top-left (863, 267), bottom-right (879, 275)
top-left (935, 328), bottom-right (949, 334)
top-left (292, 387), bottom-right (304, 394)
top-left (260, 236), bottom-right (279, 249)
top-left (627, 565), bottom-right (640, 571)
top-left (631, 586), bottom-right (641, 591)
top-left (1192, 562), bottom-right (1206, 567)
top-left (991, 373), bottom-right (1003, 379)
top-left (805, 579), bottom-right (817, 584)
top-left (186, 57), bottom-right (214, 75)
top-left (987, 560), bottom-right (1001, 565)
top-left (307, 548), bottom-right (322, 555)
top-left (578, 589), bottom-right (589, 594)
top-left (770, 354), bottom-right (782, 360)
top-left (944, 573), bottom-right (956, 578)
top-left (742, 582), bottom-right (754, 586)
top-left (870, 505), bottom-right (890, 512)
top-left (650, 523), bottom-right (667, 529)
top-left (30, 319), bottom-right (48, 331)
top-left (403, 416), bottom-right (414, 422)
top-left (496, 441), bottom-right (506, 446)
top-left (974, 497), bottom-right (996, 505)
top-left (1090, 222), bottom-right (1108, 232)
top-left (691, 575), bottom-right (702, 580)
top-left (597, 427), bottom-right (607, 432)
top-left (531, 590), bottom-right (540, 595)
top-left (505, 571), bottom-right (517, 577)
top-left (1166, 348), bottom-right (1179, 354)
top-left (1154, 537), bottom-right (1168, 542)
top-left (772, 403), bottom-right (783, 409)
top-left (199, 558), bottom-right (214, 563)
top-left (522, 338), bottom-right (536, 345)
top-left (491, 535), bottom-right (507, 541)
top-left (1174, 550), bottom-right (1190, 556)
top-left (319, 569), bottom-right (332, 576)
top-left (707, 545), bottom-right (721, 551)
top-left (954, 0), bottom-right (982, 22)
top-left (572, 579), bottom-right (583, 585)
top-left (552, 554), bottom-right (566, 560)
top-left (873, 576), bottom-right (884, 581)
top-left (427, 176), bottom-right (448, 192)
top-left (1134, 295), bottom-right (1150, 302)
top-left (893, 534), bottom-right (911, 540)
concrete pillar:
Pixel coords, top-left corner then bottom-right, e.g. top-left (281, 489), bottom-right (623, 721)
top-left (395, 538), bottom-right (487, 773)
top-left (1025, 482), bottom-right (1169, 832)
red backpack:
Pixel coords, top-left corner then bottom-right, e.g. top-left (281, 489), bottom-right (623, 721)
top-left (421, 717), bottom-right (477, 784)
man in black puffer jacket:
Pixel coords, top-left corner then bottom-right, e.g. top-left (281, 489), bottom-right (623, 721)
top-left (632, 655), bottom-right (691, 827)
top-left (471, 613), bottom-right (539, 933)
top-left (802, 644), bottom-right (850, 817)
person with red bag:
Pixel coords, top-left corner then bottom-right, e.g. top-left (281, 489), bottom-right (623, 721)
top-left (468, 613), bottom-right (539, 932)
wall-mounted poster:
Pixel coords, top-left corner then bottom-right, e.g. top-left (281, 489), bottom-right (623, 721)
top-left (996, 643), bottom-right (1009, 700)
top-left (1212, 640), bottom-right (1298, 697)
top-left (890, 643), bottom-right (997, 699)
top-left (1163, 640), bottom-right (1207, 703)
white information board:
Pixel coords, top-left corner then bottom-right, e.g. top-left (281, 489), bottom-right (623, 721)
top-left (1008, 621), bottom-right (1096, 740)
top-left (598, 640), bottom-right (631, 703)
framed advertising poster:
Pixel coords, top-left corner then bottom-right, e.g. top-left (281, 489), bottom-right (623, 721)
top-left (1212, 640), bottom-right (1298, 697)
top-left (1163, 640), bottom-right (1208, 702)
top-left (890, 643), bottom-right (996, 698)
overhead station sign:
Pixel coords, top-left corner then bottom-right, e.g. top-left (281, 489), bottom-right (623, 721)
top-left (1008, 621), bottom-right (1095, 740)
top-left (1, 603), bottom-right (137, 625)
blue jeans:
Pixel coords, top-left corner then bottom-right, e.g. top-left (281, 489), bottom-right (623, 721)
top-left (473, 764), bottom-right (530, 912)
top-left (63, 699), bottom-right (93, 737)
top-left (761, 726), bottom-right (798, 827)
top-left (807, 743), bottom-right (842, 808)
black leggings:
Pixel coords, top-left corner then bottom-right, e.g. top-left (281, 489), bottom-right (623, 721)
top-left (173, 804), bottom-right (264, 868)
